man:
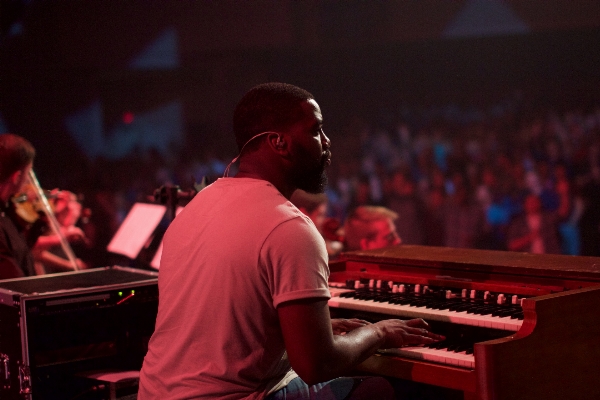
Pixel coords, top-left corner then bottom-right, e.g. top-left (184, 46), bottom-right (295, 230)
top-left (0, 133), bottom-right (36, 279)
top-left (442, 180), bottom-right (484, 249)
top-left (32, 189), bottom-right (88, 274)
top-left (385, 170), bottom-right (424, 245)
top-left (343, 205), bottom-right (402, 251)
top-left (507, 192), bottom-right (561, 254)
top-left (138, 83), bottom-right (442, 399)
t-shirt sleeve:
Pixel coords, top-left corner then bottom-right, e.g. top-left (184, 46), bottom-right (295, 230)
top-left (261, 216), bottom-right (330, 308)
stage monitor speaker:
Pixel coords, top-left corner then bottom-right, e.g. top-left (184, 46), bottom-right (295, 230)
top-left (0, 267), bottom-right (158, 400)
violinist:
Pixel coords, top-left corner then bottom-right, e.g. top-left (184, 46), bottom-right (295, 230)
top-left (0, 133), bottom-right (37, 279)
top-left (31, 189), bottom-right (88, 274)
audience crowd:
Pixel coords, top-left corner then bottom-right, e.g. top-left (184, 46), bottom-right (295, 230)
top-left (57, 90), bottom-right (600, 268)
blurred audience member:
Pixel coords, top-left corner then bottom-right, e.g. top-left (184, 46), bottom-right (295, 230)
top-left (506, 193), bottom-right (561, 254)
top-left (553, 164), bottom-right (582, 255)
top-left (384, 170), bottom-right (425, 245)
top-left (442, 182), bottom-right (485, 249)
top-left (579, 165), bottom-right (600, 256)
top-left (347, 175), bottom-right (380, 211)
top-left (343, 205), bottom-right (401, 251)
top-left (290, 189), bottom-right (343, 257)
top-left (422, 188), bottom-right (445, 247)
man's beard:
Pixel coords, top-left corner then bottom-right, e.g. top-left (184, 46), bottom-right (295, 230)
top-left (291, 157), bottom-right (328, 194)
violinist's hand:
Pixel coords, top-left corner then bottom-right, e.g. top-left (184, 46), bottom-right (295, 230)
top-left (75, 258), bottom-right (89, 270)
top-left (331, 318), bottom-right (371, 335)
top-left (62, 226), bottom-right (86, 243)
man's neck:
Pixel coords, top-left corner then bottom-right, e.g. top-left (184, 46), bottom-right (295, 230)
top-left (235, 169), bottom-right (296, 200)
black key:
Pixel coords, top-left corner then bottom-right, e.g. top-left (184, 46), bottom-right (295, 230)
top-left (455, 345), bottom-right (470, 353)
top-left (447, 344), bottom-right (461, 352)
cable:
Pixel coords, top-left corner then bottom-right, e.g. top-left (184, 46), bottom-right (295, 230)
top-left (223, 131), bottom-right (280, 177)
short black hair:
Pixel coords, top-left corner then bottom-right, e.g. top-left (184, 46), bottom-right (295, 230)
top-left (233, 82), bottom-right (314, 151)
top-left (0, 133), bottom-right (35, 182)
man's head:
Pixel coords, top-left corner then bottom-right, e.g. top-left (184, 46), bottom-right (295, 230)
top-left (343, 206), bottom-right (401, 251)
top-left (0, 133), bottom-right (35, 202)
top-left (54, 191), bottom-right (82, 228)
top-left (234, 83), bottom-right (314, 151)
top-left (233, 83), bottom-right (331, 194)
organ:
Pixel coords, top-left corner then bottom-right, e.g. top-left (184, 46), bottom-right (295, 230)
top-left (327, 245), bottom-right (600, 400)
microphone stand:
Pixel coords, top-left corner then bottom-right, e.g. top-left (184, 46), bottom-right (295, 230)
top-left (153, 177), bottom-right (207, 222)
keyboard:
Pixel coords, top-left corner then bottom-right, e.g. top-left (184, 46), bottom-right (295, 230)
top-left (328, 284), bottom-right (524, 331)
top-left (325, 245), bottom-right (600, 399)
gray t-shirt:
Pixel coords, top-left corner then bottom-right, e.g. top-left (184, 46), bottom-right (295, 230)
top-left (139, 178), bottom-right (330, 399)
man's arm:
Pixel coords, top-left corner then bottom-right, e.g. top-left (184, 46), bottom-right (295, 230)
top-left (33, 226), bottom-right (85, 251)
top-left (278, 297), bottom-right (443, 385)
top-left (507, 221), bottom-right (536, 251)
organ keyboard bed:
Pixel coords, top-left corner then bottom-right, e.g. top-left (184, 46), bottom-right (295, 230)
top-left (327, 245), bottom-right (600, 400)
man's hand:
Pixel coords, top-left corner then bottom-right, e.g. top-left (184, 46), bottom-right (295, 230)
top-left (278, 299), bottom-right (446, 385)
top-left (331, 318), bottom-right (371, 335)
top-left (62, 226), bottom-right (86, 243)
top-left (375, 318), bottom-right (445, 349)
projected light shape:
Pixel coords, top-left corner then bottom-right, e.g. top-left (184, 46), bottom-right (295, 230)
top-left (129, 27), bottom-right (179, 70)
top-left (103, 101), bottom-right (183, 159)
top-left (0, 112), bottom-right (8, 133)
top-left (443, 0), bottom-right (529, 39)
top-left (64, 100), bottom-right (105, 159)
top-left (65, 100), bottom-right (183, 160)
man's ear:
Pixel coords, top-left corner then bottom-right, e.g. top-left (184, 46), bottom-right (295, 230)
top-left (268, 133), bottom-right (289, 156)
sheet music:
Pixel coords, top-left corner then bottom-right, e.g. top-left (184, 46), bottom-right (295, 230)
top-left (107, 203), bottom-right (167, 259)
top-left (150, 206), bottom-right (184, 269)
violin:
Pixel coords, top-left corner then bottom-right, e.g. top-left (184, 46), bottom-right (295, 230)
top-left (10, 170), bottom-right (81, 271)
top-left (12, 186), bottom-right (59, 225)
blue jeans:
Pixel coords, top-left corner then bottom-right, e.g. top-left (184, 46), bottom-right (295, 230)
top-left (266, 376), bottom-right (395, 400)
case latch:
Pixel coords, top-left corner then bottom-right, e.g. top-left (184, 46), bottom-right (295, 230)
top-left (19, 365), bottom-right (31, 395)
top-left (0, 353), bottom-right (9, 389)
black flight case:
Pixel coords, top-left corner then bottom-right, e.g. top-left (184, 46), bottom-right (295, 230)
top-left (0, 266), bottom-right (159, 400)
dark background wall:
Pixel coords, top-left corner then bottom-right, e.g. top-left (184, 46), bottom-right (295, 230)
top-left (1, 0), bottom-right (600, 187)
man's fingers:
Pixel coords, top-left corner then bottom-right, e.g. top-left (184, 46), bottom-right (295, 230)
top-left (404, 318), bottom-right (430, 329)
top-left (404, 334), bottom-right (439, 345)
top-left (404, 327), bottom-right (445, 341)
top-left (347, 318), bottom-right (371, 325)
top-left (377, 318), bottom-right (445, 348)
top-left (403, 319), bottom-right (445, 340)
